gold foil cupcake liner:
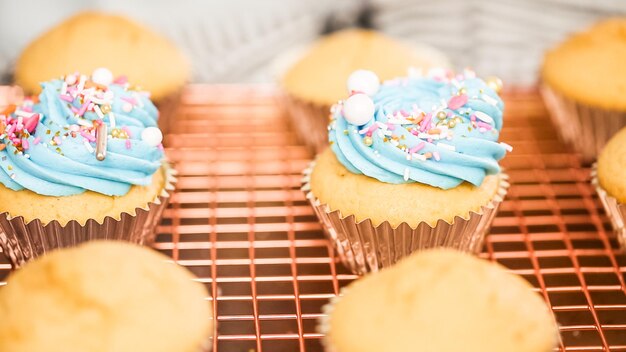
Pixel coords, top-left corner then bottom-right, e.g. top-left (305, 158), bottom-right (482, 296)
top-left (591, 164), bottom-right (626, 249)
top-left (283, 94), bottom-right (332, 153)
top-left (302, 162), bottom-right (509, 275)
top-left (541, 85), bottom-right (626, 163)
top-left (0, 163), bottom-right (177, 268)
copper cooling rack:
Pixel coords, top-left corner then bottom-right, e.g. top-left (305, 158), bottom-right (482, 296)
top-left (1, 84), bottom-right (625, 351)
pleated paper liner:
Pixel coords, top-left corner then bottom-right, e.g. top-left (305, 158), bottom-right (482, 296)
top-left (283, 95), bottom-right (333, 153)
top-left (0, 162), bottom-right (177, 268)
top-left (302, 162), bottom-right (510, 275)
top-left (591, 164), bottom-right (626, 249)
top-left (541, 85), bottom-right (626, 163)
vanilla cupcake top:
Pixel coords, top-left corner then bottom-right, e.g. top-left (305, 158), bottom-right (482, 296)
top-left (329, 69), bottom-right (511, 189)
top-left (0, 68), bottom-right (164, 197)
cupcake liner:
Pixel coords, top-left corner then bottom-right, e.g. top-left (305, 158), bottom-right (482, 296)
top-left (0, 163), bottom-right (177, 268)
top-left (591, 164), bottom-right (626, 249)
top-left (155, 88), bottom-right (184, 136)
top-left (541, 85), bottom-right (626, 163)
top-left (283, 94), bottom-right (332, 153)
top-left (302, 162), bottom-right (509, 275)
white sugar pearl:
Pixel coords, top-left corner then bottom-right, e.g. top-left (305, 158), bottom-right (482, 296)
top-left (343, 93), bottom-right (375, 126)
top-left (122, 102), bottom-right (133, 113)
top-left (65, 74), bottom-right (77, 85)
top-left (91, 67), bottom-right (114, 86)
top-left (141, 127), bottom-right (163, 147)
top-left (347, 70), bottom-right (380, 96)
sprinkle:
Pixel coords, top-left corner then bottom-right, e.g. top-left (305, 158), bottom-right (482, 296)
top-left (403, 168), bottom-right (410, 181)
top-left (80, 131), bottom-right (96, 142)
top-left (476, 121), bottom-right (493, 130)
top-left (412, 154), bottom-right (426, 161)
top-left (125, 139), bottom-right (131, 149)
top-left (95, 123), bottom-right (107, 161)
top-left (76, 119), bottom-right (92, 128)
top-left (120, 96), bottom-right (137, 105)
top-left (409, 142), bottom-right (425, 154)
top-left (14, 110), bottom-right (34, 118)
top-left (428, 128), bottom-right (441, 135)
top-left (420, 113), bottom-right (432, 132)
top-left (473, 111), bottom-right (494, 125)
top-left (113, 75), bottom-right (128, 85)
top-left (83, 140), bottom-right (94, 153)
top-left (448, 94), bottom-right (468, 110)
top-left (94, 105), bottom-right (105, 119)
top-left (433, 151), bottom-right (441, 161)
top-left (23, 114), bottom-right (39, 133)
top-left (482, 94), bottom-right (498, 106)
top-left (500, 142), bottom-right (513, 152)
top-left (437, 142), bottom-right (456, 151)
top-left (386, 123), bottom-right (396, 131)
top-left (121, 126), bottom-right (132, 138)
top-left (7, 165), bottom-right (12, 170)
top-left (424, 152), bottom-right (433, 159)
top-left (76, 99), bottom-right (91, 116)
top-left (53, 136), bottom-right (62, 145)
top-left (22, 139), bottom-right (29, 150)
top-left (61, 82), bottom-right (68, 95)
top-left (0, 144), bottom-right (5, 151)
top-left (360, 124), bottom-right (379, 136)
top-left (33, 137), bottom-right (41, 145)
top-left (9, 173), bottom-right (15, 179)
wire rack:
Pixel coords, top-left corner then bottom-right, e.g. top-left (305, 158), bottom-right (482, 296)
top-left (0, 84), bottom-right (625, 351)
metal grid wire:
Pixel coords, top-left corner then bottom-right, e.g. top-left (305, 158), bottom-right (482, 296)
top-left (1, 85), bottom-right (625, 351)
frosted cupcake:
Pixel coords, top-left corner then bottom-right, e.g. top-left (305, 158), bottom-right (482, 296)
top-left (592, 126), bottom-right (626, 249)
top-left (319, 249), bottom-right (559, 352)
top-left (0, 68), bottom-right (174, 267)
top-left (280, 28), bottom-right (449, 152)
top-left (303, 68), bottom-right (511, 274)
top-left (541, 18), bottom-right (626, 162)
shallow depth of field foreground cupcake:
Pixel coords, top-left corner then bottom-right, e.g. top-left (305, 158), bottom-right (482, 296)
top-left (541, 18), bottom-right (626, 162)
top-left (0, 68), bottom-right (174, 267)
top-left (319, 249), bottom-right (559, 352)
top-left (0, 241), bottom-right (213, 352)
top-left (592, 126), bottom-right (626, 249)
top-left (303, 68), bottom-right (511, 274)
top-left (280, 28), bottom-right (450, 152)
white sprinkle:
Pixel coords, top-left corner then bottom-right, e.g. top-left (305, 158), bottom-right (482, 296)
top-left (440, 99), bottom-right (448, 109)
top-left (413, 154), bottom-right (426, 161)
top-left (83, 140), bottom-right (94, 153)
top-left (405, 154), bottom-right (412, 161)
top-left (500, 142), bottom-right (513, 152)
top-left (89, 96), bottom-right (112, 105)
top-left (377, 130), bottom-right (385, 138)
top-left (403, 168), bottom-right (410, 181)
top-left (77, 75), bottom-right (87, 92)
top-left (109, 112), bottom-right (116, 129)
top-left (390, 139), bottom-right (399, 147)
top-left (94, 105), bottom-right (105, 119)
top-left (437, 142), bottom-right (456, 151)
top-left (76, 118), bottom-right (92, 127)
top-left (61, 82), bottom-right (68, 95)
top-left (132, 93), bottom-right (144, 108)
top-left (482, 94), bottom-right (498, 106)
top-left (14, 110), bottom-right (33, 119)
top-left (474, 111), bottom-right (494, 125)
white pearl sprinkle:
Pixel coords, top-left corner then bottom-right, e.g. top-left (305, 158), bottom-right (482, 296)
top-left (347, 70), bottom-right (380, 96)
top-left (342, 94), bottom-right (375, 126)
top-left (91, 67), bottom-right (114, 86)
top-left (141, 127), bottom-right (163, 147)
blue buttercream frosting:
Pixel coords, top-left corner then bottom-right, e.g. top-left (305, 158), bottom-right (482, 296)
top-left (329, 71), bottom-right (509, 190)
top-left (0, 73), bottom-right (163, 197)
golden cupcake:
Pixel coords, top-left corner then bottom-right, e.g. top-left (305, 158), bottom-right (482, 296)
top-left (320, 249), bottom-right (559, 352)
top-left (0, 241), bottom-right (213, 352)
top-left (303, 69), bottom-right (510, 274)
top-left (593, 125), bottom-right (626, 248)
top-left (0, 70), bottom-right (174, 267)
top-left (541, 18), bottom-right (626, 162)
top-left (280, 28), bottom-right (450, 151)
top-left (15, 11), bottom-right (189, 102)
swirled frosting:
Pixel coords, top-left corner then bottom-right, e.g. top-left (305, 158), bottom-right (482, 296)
top-left (0, 72), bottom-right (163, 197)
top-left (329, 70), bottom-right (510, 189)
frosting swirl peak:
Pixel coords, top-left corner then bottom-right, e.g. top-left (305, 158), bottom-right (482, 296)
top-left (329, 69), bottom-right (510, 190)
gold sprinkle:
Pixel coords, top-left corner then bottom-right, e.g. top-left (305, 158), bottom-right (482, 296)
top-left (101, 105), bottom-right (112, 114)
top-left (436, 111), bottom-right (447, 120)
top-left (363, 136), bottom-right (373, 146)
top-left (7, 165), bottom-right (12, 170)
top-left (448, 120), bottom-right (457, 128)
top-left (343, 130), bottom-right (349, 135)
top-left (46, 130), bottom-right (51, 135)
top-left (459, 87), bottom-right (467, 95)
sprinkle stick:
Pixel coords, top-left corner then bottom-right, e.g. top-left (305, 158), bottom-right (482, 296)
top-left (95, 123), bottom-right (107, 161)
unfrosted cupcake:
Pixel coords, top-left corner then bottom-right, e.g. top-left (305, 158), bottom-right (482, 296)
top-left (280, 28), bottom-right (450, 152)
top-left (0, 241), bottom-right (213, 352)
top-left (319, 249), bottom-right (559, 352)
top-left (15, 11), bottom-right (190, 133)
top-left (0, 69), bottom-right (174, 267)
top-left (541, 18), bottom-right (626, 162)
top-left (303, 68), bottom-right (511, 274)
top-left (592, 126), bottom-right (626, 249)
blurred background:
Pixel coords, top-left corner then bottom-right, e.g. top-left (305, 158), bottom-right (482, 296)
top-left (1, 0), bottom-right (625, 86)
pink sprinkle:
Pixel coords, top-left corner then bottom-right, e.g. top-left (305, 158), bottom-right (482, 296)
top-left (157, 143), bottom-right (164, 151)
top-left (386, 123), bottom-right (396, 131)
top-left (476, 121), bottom-right (492, 130)
top-left (22, 106), bottom-right (33, 113)
top-left (364, 124), bottom-right (379, 137)
top-left (33, 137), bottom-right (41, 145)
top-left (448, 94), bottom-right (468, 110)
top-left (433, 151), bottom-right (441, 161)
top-left (410, 129), bottom-right (419, 136)
top-left (470, 114), bottom-right (476, 122)
top-left (6, 124), bottom-right (15, 135)
top-left (59, 94), bottom-right (74, 102)
top-left (77, 99), bottom-right (91, 117)
top-left (400, 109), bottom-right (410, 117)
top-left (120, 96), bottom-right (137, 105)
top-left (113, 75), bottom-right (128, 84)
top-left (23, 114), bottom-right (39, 134)
top-left (11, 138), bottom-right (20, 144)
top-left (15, 123), bottom-right (23, 132)
top-left (125, 139), bottom-right (131, 149)
top-left (53, 136), bottom-right (62, 145)
top-left (420, 113), bottom-right (432, 132)
top-left (22, 138), bottom-right (29, 150)
top-left (409, 142), bottom-right (426, 154)
top-left (80, 131), bottom-right (95, 142)
top-left (70, 106), bottom-right (79, 114)
top-left (69, 125), bottom-right (80, 132)
top-left (427, 138), bottom-right (433, 143)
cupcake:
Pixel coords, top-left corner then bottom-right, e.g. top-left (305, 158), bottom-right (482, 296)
top-left (0, 69), bottom-right (174, 267)
top-left (592, 126), bottom-right (626, 249)
top-left (0, 241), bottom-right (213, 352)
top-left (280, 28), bottom-right (450, 152)
top-left (15, 11), bottom-right (190, 133)
top-left (303, 68), bottom-right (511, 274)
top-left (319, 249), bottom-right (559, 352)
top-left (541, 18), bottom-right (626, 162)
